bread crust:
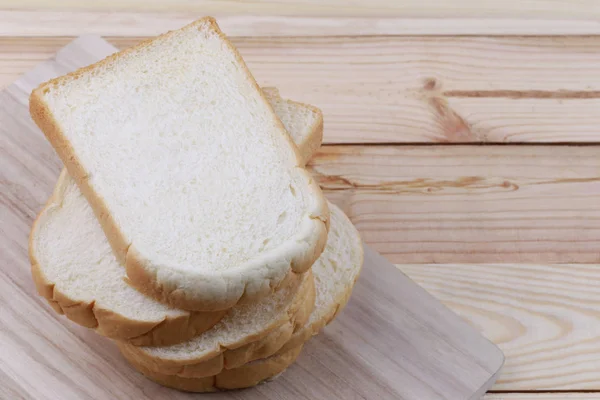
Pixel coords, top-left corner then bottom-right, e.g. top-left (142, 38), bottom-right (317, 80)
top-left (119, 271), bottom-right (313, 370)
top-left (122, 345), bottom-right (303, 392)
top-left (29, 170), bottom-right (227, 346)
top-left (120, 270), bottom-right (315, 378)
top-left (29, 17), bottom-right (329, 312)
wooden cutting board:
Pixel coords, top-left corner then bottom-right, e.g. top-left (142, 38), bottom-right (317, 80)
top-left (0, 36), bottom-right (504, 400)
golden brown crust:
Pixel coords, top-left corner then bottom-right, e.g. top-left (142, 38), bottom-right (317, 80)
top-left (30, 17), bottom-right (329, 313)
top-left (119, 270), bottom-right (313, 373)
top-left (222, 321), bottom-right (294, 371)
top-left (31, 245), bottom-right (226, 345)
top-left (122, 322), bottom-right (296, 379)
top-left (120, 273), bottom-right (314, 378)
top-left (215, 345), bottom-right (302, 390)
top-left (122, 345), bottom-right (303, 392)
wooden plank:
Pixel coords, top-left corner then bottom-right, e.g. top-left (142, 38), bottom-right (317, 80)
top-left (447, 98), bottom-right (600, 143)
top-left (0, 34), bottom-right (503, 400)
top-left (3, 11), bottom-right (600, 37)
top-left (4, 36), bottom-right (600, 143)
top-left (400, 263), bottom-right (600, 390)
top-left (310, 145), bottom-right (600, 264)
top-left (0, 0), bottom-right (597, 19)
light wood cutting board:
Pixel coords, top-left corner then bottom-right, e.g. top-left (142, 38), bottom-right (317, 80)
top-left (0, 36), bottom-right (504, 400)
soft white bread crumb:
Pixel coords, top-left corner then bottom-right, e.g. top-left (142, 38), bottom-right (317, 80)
top-left (29, 17), bottom-right (329, 311)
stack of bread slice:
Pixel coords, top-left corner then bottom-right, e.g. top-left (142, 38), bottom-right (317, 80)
top-left (28, 17), bottom-right (363, 392)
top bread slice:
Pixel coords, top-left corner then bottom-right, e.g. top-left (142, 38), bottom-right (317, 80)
top-left (29, 17), bottom-right (329, 311)
top-left (29, 91), bottom-right (324, 346)
top-left (261, 87), bottom-right (323, 165)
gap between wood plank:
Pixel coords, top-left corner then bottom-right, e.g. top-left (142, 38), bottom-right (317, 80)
top-left (444, 90), bottom-right (600, 99)
top-left (311, 145), bottom-right (600, 264)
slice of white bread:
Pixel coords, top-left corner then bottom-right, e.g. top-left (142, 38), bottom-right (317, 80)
top-left (262, 87), bottom-right (323, 165)
top-left (29, 16), bottom-right (329, 311)
top-left (122, 345), bottom-right (303, 392)
top-left (120, 203), bottom-right (362, 378)
top-left (120, 271), bottom-right (313, 370)
top-left (29, 90), bottom-right (324, 346)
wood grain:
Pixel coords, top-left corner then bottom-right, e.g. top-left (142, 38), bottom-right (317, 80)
top-left (4, 36), bottom-right (600, 143)
top-left (4, 11), bottom-right (600, 37)
top-left (0, 34), bottom-right (503, 400)
top-left (400, 263), bottom-right (600, 390)
top-left (0, 0), bottom-right (597, 19)
top-left (311, 145), bottom-right (600, 264)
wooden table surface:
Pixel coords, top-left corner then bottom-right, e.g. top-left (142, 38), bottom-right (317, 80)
top-left (3, 1), bottom-right (600, 399)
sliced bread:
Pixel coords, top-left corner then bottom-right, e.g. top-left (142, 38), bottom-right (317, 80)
top-left (120, 203), bottom-right (362, 377)
top-left (118, 276), bottom-right (314, 377)
top-left (29, 17), bottom-right (329, 311)
top-left (262, 87), bottom-right (323, 165)
top-left (122, 345), bottom-right (303, 392)
top-left (29, 90), bottom-right (324, 346)
top-left (120, 271), bottom-right (313, 370)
